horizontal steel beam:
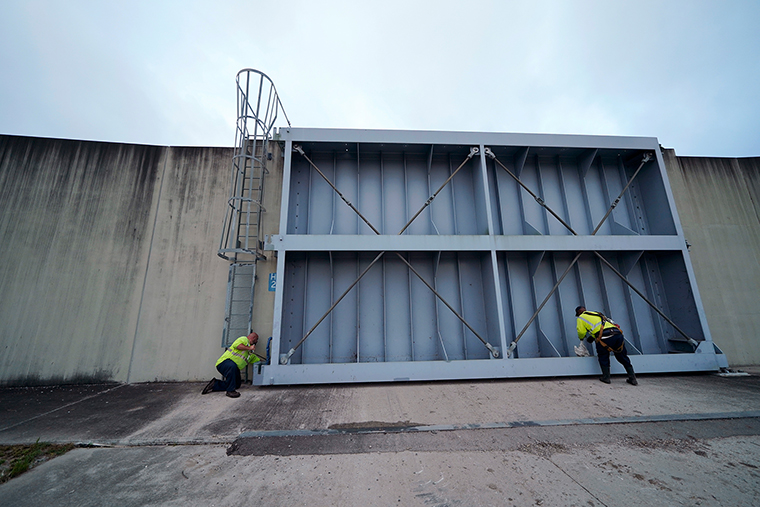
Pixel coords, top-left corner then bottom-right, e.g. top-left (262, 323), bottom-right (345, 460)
top-left (277, 127), bottom-right (660, 151)
top-left (267, 234), bottom-right (686, 252)
top-left (254, 347), bottom-right (728, 386)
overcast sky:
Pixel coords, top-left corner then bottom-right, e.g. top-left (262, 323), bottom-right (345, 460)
top-left (1, 0), bottom-right (758, 157)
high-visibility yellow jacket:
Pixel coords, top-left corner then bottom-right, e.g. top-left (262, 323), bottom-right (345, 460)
top-left (576, 312), bottom-right (618, 342)
top-left (216, 336), bottom-right (261, 370)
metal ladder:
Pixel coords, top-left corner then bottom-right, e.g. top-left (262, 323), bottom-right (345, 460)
top-left (222, 263), bottom-right (257, 348)
top-left (218, 69), bottom-right (289, 347)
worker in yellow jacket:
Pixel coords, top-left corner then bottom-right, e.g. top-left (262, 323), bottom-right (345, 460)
top-left (201, 331), bottom-right (261, 398)
top-left (575, 306), bottom-right (637, 385)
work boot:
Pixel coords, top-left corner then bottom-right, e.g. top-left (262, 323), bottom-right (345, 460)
top-left (625, 365), bottom-right (638, 386)
top-left (201, 378), bottom-right (216, 395)
top-left (599, 365), bottom-right (611, 384)
top-left (226, 391), bottom-right (241, 398)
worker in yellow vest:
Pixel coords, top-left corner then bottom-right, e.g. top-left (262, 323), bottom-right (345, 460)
top-left (575, 306), bottom-right (637, 385)
top-left (201, 331), bottom-right (261, 398)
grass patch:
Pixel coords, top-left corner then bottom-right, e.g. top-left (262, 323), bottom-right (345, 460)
top-left (0, 439), bottom-right (75, 484)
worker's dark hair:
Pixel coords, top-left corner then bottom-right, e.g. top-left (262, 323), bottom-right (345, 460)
top-left (575, 305), bottom-right (585, 316)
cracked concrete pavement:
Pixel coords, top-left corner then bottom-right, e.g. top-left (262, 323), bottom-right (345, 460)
top-left (1, 368), bottom-right (759, 506)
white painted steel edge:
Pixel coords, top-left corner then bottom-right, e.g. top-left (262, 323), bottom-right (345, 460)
top-left (278, 127), bottom-right (659, 151)
top-left (269, 234), bottom-right (686, 252)
top-left (652, 147), bottom-right (716, 348)
top-left (253, 353), bottom-right (726, 385)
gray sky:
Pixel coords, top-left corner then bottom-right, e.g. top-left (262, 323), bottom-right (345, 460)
top-left (1, 0), bottom-right (758, 157)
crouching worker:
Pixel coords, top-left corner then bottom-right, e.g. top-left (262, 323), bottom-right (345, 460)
top-left (202, 331), bottom-right (261, 398)
top-left (575, 306), bottom-right (637, 386)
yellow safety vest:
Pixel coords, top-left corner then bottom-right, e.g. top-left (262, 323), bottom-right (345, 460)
top-left (576, 312), bottom-right (624, 353)
top-left (216, 336), bottom-right (261, 370)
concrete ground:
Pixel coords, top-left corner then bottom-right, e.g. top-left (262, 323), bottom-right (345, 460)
top-left (1, 368), bottom-right (759, 506)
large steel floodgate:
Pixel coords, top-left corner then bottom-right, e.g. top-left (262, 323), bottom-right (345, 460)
top-left (219, 71), bottom-right (728, 386)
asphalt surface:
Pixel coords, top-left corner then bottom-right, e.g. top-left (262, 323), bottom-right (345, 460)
top-left (1, 368), bottom-right (759, 506)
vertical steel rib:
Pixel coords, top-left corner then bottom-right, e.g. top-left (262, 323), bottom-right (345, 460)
top-left (329, 252), bottom-right (334, 362)
top-left (433, 252), bottom-right (450, 361)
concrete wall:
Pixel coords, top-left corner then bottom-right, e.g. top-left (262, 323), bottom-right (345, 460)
top-left (124, 146), bottom-right (235, 383)
top-left (0, 136), bottom-right (162, 385)
top-left (0, 134), bottom-right (756, 386)
top-left (663, 149), bottom-right (760, 366)
top-left (0, 135), bottom-right (287, 385)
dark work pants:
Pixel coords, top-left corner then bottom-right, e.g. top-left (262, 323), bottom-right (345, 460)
top-left (213, 358), bottom-right (242, 392)
top-left (595, 333), bottom-right (633, 370)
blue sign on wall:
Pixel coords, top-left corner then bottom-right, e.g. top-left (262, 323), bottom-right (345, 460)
top-left (268, 272), bottom-right (277, 291)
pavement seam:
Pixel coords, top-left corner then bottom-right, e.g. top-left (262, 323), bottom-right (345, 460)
top-left (547, 456), bottom-right (610, 507)
top-left (0, 384), bottom-right (126, 433)
top-left (236, 410), bottom-right (760, 439)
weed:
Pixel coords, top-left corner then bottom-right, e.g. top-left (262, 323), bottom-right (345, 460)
top-left (0, 439), bottom-right (75, 484)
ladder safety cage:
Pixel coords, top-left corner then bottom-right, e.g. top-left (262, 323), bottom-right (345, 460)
top-left (218, 69), bottom-right (291, 262)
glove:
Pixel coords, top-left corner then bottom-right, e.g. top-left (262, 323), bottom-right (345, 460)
top-left (574, 342), bottom-right (590, 357)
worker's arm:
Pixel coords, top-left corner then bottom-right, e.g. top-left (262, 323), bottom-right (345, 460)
top-left (235, 340), bottom-right (256, 351)
top-left (245, 352), bottom-right (263, 365)
top-left (576, 318), bottom-right (588, 341)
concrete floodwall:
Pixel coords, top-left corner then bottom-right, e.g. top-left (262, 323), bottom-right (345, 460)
top-left (125, 146), bottom-right (235, 383)
top-left (663, 149), bottom-right (760, 366)
top-left (0, 135), bottom-right (238, 385)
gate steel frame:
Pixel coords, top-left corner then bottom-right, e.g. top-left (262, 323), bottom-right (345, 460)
top-left (255, 128), bottom-right (728, 385)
